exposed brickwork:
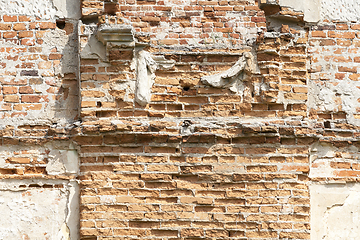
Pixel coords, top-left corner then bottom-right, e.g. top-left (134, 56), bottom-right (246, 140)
top-left (82, 0), bottom-right (266, 48)
top-left (77, 121), bottom-right (312, 239)
top-left (77, 0), bottom-right (313, 238)
top-left (0, 15), bottom-right (79, 121)
top-left (2, 0), bottom-right (360, 239)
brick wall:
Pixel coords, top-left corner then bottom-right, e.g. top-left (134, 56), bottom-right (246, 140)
top-left (2, 0), bottom-right (360, 239)
top-left (77, 121), bottom-right (312, 239)
top-left (77, 0), bottom-right (313, 239)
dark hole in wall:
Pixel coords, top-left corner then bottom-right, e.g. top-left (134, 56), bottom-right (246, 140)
top-left (260, 4), bottom-right (281, 16)
top-left (324, 121), bottom-right (331, 128)
top-left (56, 19), bottom-right (74, 35)
top-left (183, 86), bottom-right (190, 91)
top-left (104, 2), bottom-right (119, 15)
top-left (81, 15), bottom-right (99, 25)
top-left (56, 19), bottom-right (66, 29)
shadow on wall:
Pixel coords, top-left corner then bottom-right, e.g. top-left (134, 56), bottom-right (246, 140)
top-left (52, 19), bottom-right (80, 122)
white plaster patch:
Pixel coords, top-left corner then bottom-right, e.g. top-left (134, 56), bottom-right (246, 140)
top-left (0, 188), bottom-right (69, 239)
top-left (43, 27), bottom-right (78, 75)
top-left (310, 142), bottom-right (360, 179)
top-left (311, 183), bottom-right (360, 240)
top-left (0, 0), bottom-right (80, 19)
top-left (0, 141), bottom-right (79, 176)
top-left (47, 149), bottom-right (79, 175)
top-left (279, 0), bottom-right (321, 22)
top-left (279, 0), bottom-right (360, 22)
top-left (308, 80), bottom-right (360, 126)
top-left (321, 0), bottom-right (360, 22)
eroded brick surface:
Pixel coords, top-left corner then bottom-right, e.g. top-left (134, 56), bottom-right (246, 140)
top-left (2, 0), bottom-right (360, 239)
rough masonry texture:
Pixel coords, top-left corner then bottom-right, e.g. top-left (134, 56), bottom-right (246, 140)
top-left (1, 0), bottom-right (360, 239)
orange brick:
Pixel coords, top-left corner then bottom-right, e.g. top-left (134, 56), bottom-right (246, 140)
top-left (39, 22), bottom-right (56, 29)
top-left (13, 23), bottom-right (26, 31)
top-left (4, 95), bottom-right (19, 102)
top-left (3, 15), bottom-right (17, 22)
top-left (0, 23), bottom-right (12, 30)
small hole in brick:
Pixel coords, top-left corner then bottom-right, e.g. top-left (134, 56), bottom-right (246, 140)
top-left (324, 121), bottom-right (331, 128)
top-left (56, 19), bottom-right (66, 29)
top-left (97, 102), bottom-right (102, 107)
top-left (183, 86), bottom-right (190, 91)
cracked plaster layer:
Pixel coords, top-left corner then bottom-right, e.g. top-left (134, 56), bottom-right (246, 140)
top-left (0, 181), bottom-right (79, 240)
top-left (0, 0), bottom-right (81, 19)
top-left (278, 0), bottom-right (360, 23)
top-left (310, 184), bottom-right (360, 240)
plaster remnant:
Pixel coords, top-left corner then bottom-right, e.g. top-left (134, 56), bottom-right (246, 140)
top-left (80, 34), bottom-right (107, 60)
top-left (308, 80), bottom-right (360, 126)
top-left (136, 50), bottom-right (158, 106)
top-left (47, 148), bottom-right (79, 175)
top-left (43, 25), bottom-right (78, 75)
top-left (66, 180), bottom-right (80, 240)
top-left (0, 141), bottom-right (79, 176)
top-left (309, 142), bottom-right (337, 179)
top-left (0, 0), bottom-right (80, 19)
top-left (201, 52), bottom-right (256, 94)
top-left (0, 179), bottom-right (79, 240)
top-left (0, 188), bottom-right (69, 239)
top-left (310, 142), bottom-right (360, 179)
top-left (311, 183), bottom-right (360, 240)
top-left (135, 50), bottom-right (176, 106)
top-left (320, 0), bottom-right (360, 22)
top-left (279, 0), bottom-right (321, 23)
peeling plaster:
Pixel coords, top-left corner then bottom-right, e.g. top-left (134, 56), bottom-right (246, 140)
top-left (311, 183), bottom-right (360, 240)
top-left (0, 141), bottom-right (79, 176)
top-left (201, 52), bottom-right (257, 94)
top-left (0, 173), bottom-right (79, 239)
top-left (279, 0), bottom-right (321, 23)
top-left (0, 19), bottom-right (79, 125)
top-left (135, 51), bottom-right (176, 106)
top-left (47, 148), bottom-right (79, 175)
top-left (0, 0), bottom-right (81, 19)
top-left (310, 142), bottom-right (360, 179)
top-left (320, 0), bottom-right (360, 22)
top-left (308, 80), bottom-right (360, 126)
top-left (0, 188), bottom-right (70, 239)
top-left (43, 26), bottom-right (79, 75)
